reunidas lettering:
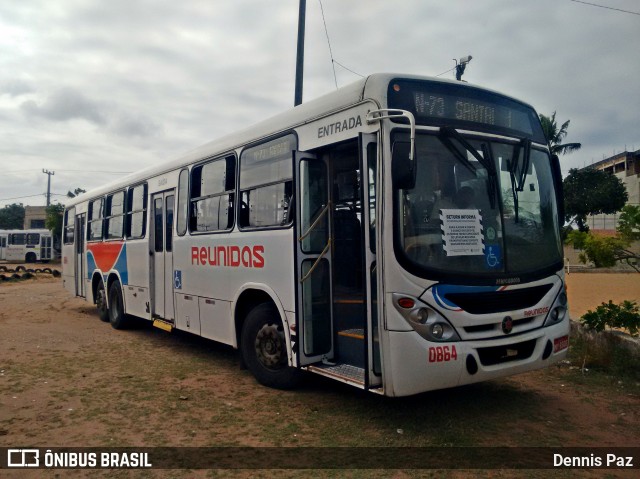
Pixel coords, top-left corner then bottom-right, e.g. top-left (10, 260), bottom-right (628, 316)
top-left (191, 245), bottom-right (265, 268)
top-left (317, 116), bottom-right (362, 138)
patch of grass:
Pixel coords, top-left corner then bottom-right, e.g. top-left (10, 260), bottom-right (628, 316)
top-left (568, 322), bottom-right (640, 383)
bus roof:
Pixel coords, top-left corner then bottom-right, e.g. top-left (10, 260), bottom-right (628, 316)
top-left (66, 73), bottom-right (534, 207)
top-left (0, 229), bottom-right (51, 234)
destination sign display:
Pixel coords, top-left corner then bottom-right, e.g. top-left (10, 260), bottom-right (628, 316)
top-left (387, 79), bottom-right (545, 142)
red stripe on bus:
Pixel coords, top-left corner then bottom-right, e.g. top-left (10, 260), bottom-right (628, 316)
top-left (87, 242), bottom-right (124, 272)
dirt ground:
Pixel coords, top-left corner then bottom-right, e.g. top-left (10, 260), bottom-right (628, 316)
top-left (565, 272), bottom-right (640, 318)
top-left (0, 271), bottom-right (639, 477)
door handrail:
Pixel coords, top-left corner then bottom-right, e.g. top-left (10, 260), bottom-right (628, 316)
top-left (299, 238), bottom-right (332, 283)
top-left (299, 201), bottom-right (331, 243)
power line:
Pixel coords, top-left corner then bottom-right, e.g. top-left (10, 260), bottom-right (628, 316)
top-left (318, 0), bottom-right (338, 89)
top-left (0, 194), bottom-right (45, 202)
top-left (333, 60), bottom-right (364, 78)
top-left (569, 0), bottom-right (640, 16)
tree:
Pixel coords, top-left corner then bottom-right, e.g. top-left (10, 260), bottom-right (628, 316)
top-left (565, 205), bottom-right (640, 272)
top-left (45, 203), bottom-right (65, 240)
top-left (563, 168), bottom-right (628, 231)
top-left (0, 203), bottom-right (25, 229)
top-left (539, 111), bottom-right (582, 156)
top-left (567, 231), bottom-right (637, 270)
top-left (617, 204), bottom-right (640, 241)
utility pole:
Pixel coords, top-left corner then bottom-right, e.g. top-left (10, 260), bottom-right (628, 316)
top-left (294, 0), bottom-right (306, 106)
top-left (42, 169), bottom-right (55, 206)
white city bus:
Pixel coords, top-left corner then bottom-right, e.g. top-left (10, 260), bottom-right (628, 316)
top-left (0, 229), bottom-right (53, 263)
top-left (62, 74), bottom-right (569, 396)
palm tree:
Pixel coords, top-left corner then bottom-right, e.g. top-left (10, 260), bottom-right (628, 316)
top-left (539, 111), bottom-right (582, 156)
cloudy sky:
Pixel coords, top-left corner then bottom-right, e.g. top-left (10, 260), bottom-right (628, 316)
top-left (1, 0), bottom-right (638, 207)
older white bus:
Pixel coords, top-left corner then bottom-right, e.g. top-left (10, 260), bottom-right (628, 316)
top-left (62, 74), bottom-right (569, 396)
top-left (0, 229), bottom-right (53, 263)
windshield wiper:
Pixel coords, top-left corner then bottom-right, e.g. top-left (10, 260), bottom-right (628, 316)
top-left (507, 138), bottom-right (532, 223)
top-left (438, 127), bottom-right (478, 176)
top-left (438, 127), bottom-right (498, 208)
top-left (510, 138), bottom-right (531, 192)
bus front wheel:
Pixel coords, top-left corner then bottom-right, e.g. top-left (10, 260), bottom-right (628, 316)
top-left (108, 280), bottom-right (130, 330)
top-left (25, 252), bottom-right (36, 263)
top-left (240, 303), bottom-right (300, 390)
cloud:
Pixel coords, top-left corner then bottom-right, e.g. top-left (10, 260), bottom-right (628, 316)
top-left (18, 86), bottom-right (162, 139)
top-left (21, 87), bottom-right (107, 125)
top-left (110, 112), bottom-right (162, 138)
top-left (1, 79), bottom-right (35, 97)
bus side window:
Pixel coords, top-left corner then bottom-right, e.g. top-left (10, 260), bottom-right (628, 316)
top-left (64, 207), bottom-right (75, 244)
top-left (106, 191), bottom-right (125, 240)
top-left (11, 233), bottom-right (26, 245)
top-left (26, 233), bottom-right (40, 246)
top-left (126, 183), bottom-right (147, 239)
top-left (176, 169), bottom-right (189, 236)
top-left (189, 156), bottom-right (235, 233)
top-left (239, 135), bottom-right (295, 229)
top-left (88, 198), bottom-right (104, 241)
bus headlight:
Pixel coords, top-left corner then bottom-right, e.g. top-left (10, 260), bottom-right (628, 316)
top-left (393, 293), bottom-right (460, 342)
top-left (431, 323), bottom-right (444, 339)
top-left (543, 285), bottom-right (569, 327)
top-left (550, 306), bottom-right (567, 322)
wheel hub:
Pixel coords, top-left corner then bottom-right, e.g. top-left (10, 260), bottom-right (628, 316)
top-left (97, 288), bottom-right (106, 311)
top-left (255, 323), bottom-right (284, 369)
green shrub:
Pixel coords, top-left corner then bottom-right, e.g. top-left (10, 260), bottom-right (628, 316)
top-left (581, 300), bottom-right (639, 337)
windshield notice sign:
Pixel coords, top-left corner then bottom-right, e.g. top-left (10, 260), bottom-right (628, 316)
top-left (440, 209), bottom-right (484, 256)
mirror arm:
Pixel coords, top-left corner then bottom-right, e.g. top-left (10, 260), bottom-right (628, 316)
top-left (366, 109), bottom-right (416, 163)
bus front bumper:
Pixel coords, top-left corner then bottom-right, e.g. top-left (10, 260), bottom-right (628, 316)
top-left (385, 319), bottom-right (570, 397)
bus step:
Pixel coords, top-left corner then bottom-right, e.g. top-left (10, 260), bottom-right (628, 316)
top-left (307, 363), bottom-right (365, 387)
top-left (152, 319), bottom-right (174, 332)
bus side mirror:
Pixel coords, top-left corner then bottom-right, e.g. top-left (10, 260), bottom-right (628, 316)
top-left (550, 154), bottom-right (565, 227)
top-left (392, 141), bottom-right (416, 190)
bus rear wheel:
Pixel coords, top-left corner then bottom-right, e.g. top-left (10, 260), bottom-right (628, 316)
top-left (108, 280), bottom-right (130, 330)
top-left (240, 303), bottom-right (300, 390)
top-left (96, 281), bottom-right (109, 322)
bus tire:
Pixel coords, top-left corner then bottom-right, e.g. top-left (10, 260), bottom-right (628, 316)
top-left (240, 303), bottom-right (300, 390)
top-left (25, 253), bottom-right (36, 263)
top-left (108, 280), bottom-right (130, 330)
top-left (96, 280), bottom-right (109, 322)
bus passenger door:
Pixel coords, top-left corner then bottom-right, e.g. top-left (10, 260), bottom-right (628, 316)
top-left (40, 234), bottom-right (52, 261)
top-left (150, 191), bottom-right (175, 322)
top-left (295, 153), bottom-right (334, 365)
top-left (360, 133), bottom-right (382, 387)
top-left (75, 214), bottom-right (86, 297)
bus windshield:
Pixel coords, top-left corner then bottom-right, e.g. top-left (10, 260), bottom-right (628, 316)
top-left (395, 131), bottom-right (562, 281)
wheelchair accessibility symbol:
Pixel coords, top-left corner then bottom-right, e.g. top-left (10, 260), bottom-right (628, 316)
top-left (485, 245), bottom-right (502, 269)
top-left (174, 270), bottom-right (182, 290)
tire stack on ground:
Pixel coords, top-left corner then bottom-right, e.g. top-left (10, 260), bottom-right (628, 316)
top-left (0, 265), bottom-right (61, 282)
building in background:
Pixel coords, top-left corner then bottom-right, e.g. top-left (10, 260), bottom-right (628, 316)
top-left (585, 149), bottom-right (640, 231)
top-left (23, 206), bottom-right (47, 230)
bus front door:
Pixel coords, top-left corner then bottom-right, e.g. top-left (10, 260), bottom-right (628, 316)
top-left (296, 136), bottom-right (381, 388)
top-left (75, 214), bottom-right (86, 297)
top-left (150, 191), bottom-right (175, 322)
top-left (296, 153), bottom-right (334, 366)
